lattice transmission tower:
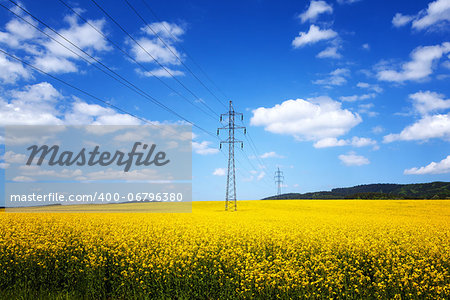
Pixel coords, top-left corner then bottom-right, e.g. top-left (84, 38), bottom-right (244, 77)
top-left (217, 100), bottom-right (246, 211)
top-left (274, 167), bottom-right (284, 196)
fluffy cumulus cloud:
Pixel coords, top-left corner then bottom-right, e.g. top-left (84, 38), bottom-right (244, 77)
top-left (0, 51), bottom-right (32, 84)
top-left (142, 21), bottom-right (185, 41)
top-left (338, 151), bottom-right (369, 166)
top-left (392, 0), bottom-right (450, 30)
top-left (410, 91), bottom-right (450, 115)
top-left (292, 25), bottom-right (337, 48)
top-left (250, 97), bottom-right (361, 143)
top-left (0, 82), bottom-right (142, 126)
top-left (384, 91), bottom-right (450, 143)
top-left (299, 1), bottom-right (333, 23)
top-left (0, 8), bottom-right (111, 75)
top-left (130, 22), bottom-right (185, 77)
top-left (316, 46), bottom-right (342, 59)
top-left (404, 155), bottom-right (450, 175)
top-left (192, 141), bottom-right (219, 155)
top-left (384, 113), bottom-right (450, 143)
top-left (392, 13), bottom-right (415, 27)
top-left (377, 42), bottom-right (450, 82)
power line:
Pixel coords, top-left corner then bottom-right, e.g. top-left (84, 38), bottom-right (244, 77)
top-left (89, 0), bottom-right (222, 118)
top-left (0, 48), bottom-right (145, 126)
top-left (5, 0), bottom-right (216, 138)
top-left (134, 1), bottom-right (277, 190)
top-left (140, 0), bottom-right (230, 102)
top-left (126, 0), bottom-right (228, 109)
top-left (57, 0), bottom-right (218, 122)
top-left (0, 48), bottom-right (203, 143)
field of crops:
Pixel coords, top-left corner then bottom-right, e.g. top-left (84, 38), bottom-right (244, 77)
top-left (0, 200), bottom-right (449, 299)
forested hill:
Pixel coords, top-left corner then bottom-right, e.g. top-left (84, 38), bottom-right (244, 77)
top-left (263, 182), bottom-right (450, 200)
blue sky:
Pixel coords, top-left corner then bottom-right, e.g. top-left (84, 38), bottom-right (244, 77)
top-left (0, 0), bottom-right (449, 201)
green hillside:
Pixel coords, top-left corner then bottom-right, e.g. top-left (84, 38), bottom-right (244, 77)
top-left (264, 182), bottom-right (450, 200)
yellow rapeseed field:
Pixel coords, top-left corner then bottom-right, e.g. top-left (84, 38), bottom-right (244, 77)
top-left (0, 200), bottom-right (449, 299)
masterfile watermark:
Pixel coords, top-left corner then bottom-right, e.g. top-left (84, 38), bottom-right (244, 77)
top-left (2, 125), bottom-right (192, 213)
top-left (26, 142), bottom-right (170, 172)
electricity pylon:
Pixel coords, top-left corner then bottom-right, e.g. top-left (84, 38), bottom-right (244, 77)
top-left (274, 167), bottom-right (284, 196)
top-left (217, 100), bottom-right (246, 211)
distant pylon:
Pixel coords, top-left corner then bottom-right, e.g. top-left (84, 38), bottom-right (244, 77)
top-left (217, 100), bottom-right (246, 211)
top-left (274, 167), bottom-right (284, 196)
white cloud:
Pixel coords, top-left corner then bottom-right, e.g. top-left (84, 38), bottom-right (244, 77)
top-left (260, 151), bottom-right (285, 159)
top-left (314, 136), bottom-right (376, 148)
top-left (350, 136), bottom-right (377, 147)
top-left (292, 25), bottom-right (337, 48)
top-left (129, 21), bottom-right (186, 77)
top-left (130, 37), bottom-right (181, 65)
top-left (131, 23), bottom-right (183, 63)
top-left (362, 43), bottom-right (370, 50)
top-left (314, 137), bottom-right (347, 148)
top-left (141, 21), bottom-right (184, 41)
top-left (377, 43), bottom-right (450, 82)
top-left (313, 68), bottom-right (350, 86)
top-left (0, 163), bottom-right (9, 169)
top-left (0, 9), bottom-right (111, 75)
top-left (213, 168), bottom-right (226, 176)
top-left (192, 141), bottom-right (219, 155)
top-left (136, 67), bottom-right (184, 78)
top-left (43, 15), bottom-right (110, 58)
top-left (0, 82), bottom-right (143, 126)
top-left (413, 0), bottom-right (450, 30)
top-left (251, 97), bottom-right (361, 142)
top-left (392, 13), bottom-right (414, 27)
top-left (299, 1), bottom-right (333, 23)
top-left (0, 82), bottom-right (63, 125)
top-left (404, 155), bottom-right (450, 175)
top-left (0, 52), bottom-right (32, 84)
top-left (33, 55), bottom-right (78, 74)
top-left (384, 113), bottom-right (450, 142)
top-left (2, 151), bottom-right (27, 164)
top-left (316, 46), bottom-right (342, 59)
top-left (393, 0), bottom-right (450, 30)
top-left (0, 15), bottom-right (40, 49)
top-left (357, 82), bottom-right (383, 93)
top-left (338, 151), bottom-right (369, 166)
top-left (410, 91), bottom-right (450, 115)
